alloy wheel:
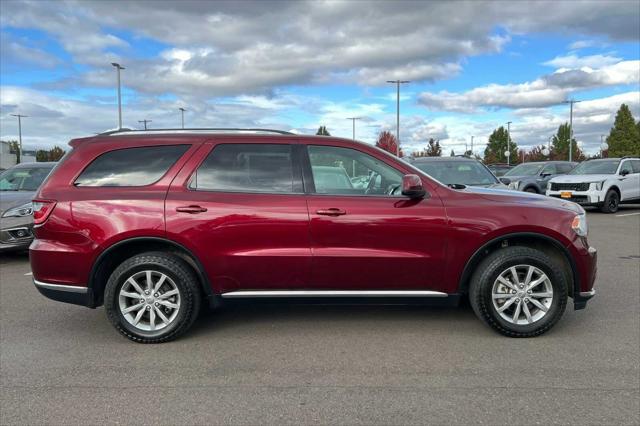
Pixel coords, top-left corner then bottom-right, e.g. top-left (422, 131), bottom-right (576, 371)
top-left (491, 265), bottom-right (553, 325)
top-left (118, 270), bottom-right (181, 331)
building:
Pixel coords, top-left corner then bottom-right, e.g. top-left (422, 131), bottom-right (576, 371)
top-left (0, 141), bottom-right (36, 170)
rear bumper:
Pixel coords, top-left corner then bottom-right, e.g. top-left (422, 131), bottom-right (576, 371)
top-left (33, 279), bottom-right (95, 308)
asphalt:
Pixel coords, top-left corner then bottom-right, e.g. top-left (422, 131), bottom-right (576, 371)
top-left (1, 206), bottom-right (639, 425)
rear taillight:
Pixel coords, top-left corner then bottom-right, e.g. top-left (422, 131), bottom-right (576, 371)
top-left (32, 200), bottom-right (56, 225)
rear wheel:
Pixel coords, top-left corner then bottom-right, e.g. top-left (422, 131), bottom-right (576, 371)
top-left (104, 252), bottom-right (201, 343)
top-left (600, 189), bottom-right (619, 213)
top-left (469, 246), bottom-right (567, 337)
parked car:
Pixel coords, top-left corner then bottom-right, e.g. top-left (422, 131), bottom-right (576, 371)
top-left (409, 156), bottom-right (508, 189)
top-left (486, 163), bottom-right (513, 176)
top-left (30, 129), bottom-right (596, 342)
top-left (547, 157), bottom-right (640, 213)
top-left (0, 162), bottom-right (56, 252)
top-left (502, 161), bottom-right (577, 193)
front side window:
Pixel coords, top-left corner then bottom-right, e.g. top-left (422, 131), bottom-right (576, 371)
top-left (75, 145), bottom-right (189, 187)
top-left (630, 160), bottom-right (640, 173)
top-left (541, 164), bottom-right (558, 175)
top-left (307, 145), bottom-right (402, 195)
top-left (619, 161), bottom-right (634, 175)
top-left (556, 163), bottom-right (575, 174)
top-left (192, 144), bottom-right (296, 193)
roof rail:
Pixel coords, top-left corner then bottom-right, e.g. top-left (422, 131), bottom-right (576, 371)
top-left (98, 128), bottom-right (295, 136)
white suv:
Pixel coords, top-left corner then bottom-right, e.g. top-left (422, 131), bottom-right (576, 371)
top-left (547, 157), bottom-right (640, 213)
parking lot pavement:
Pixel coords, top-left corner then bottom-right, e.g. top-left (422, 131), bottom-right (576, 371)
top-left (1, 207), bottom-right (639, 425)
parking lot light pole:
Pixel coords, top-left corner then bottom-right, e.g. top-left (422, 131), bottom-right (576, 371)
top-left (138, 119), bottom-right (152, 130)
top-left (10, 114), bottom-right (27, 164)
top-left (563, 99), bottom-right (581, 162)
top-left (386, 80), bottom-right (410, 156)
top-left (179, 107), bottom-right (186, 129)
top-left (111, 63), bottom-right (125, 130)
top-left (346, 117), bottom-right (361, 141)
top-left (506, 121), bottom-right (512, 166)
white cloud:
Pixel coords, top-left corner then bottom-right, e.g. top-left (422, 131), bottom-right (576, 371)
top-left (543, 53), bottom-right (621, 69)
top-left (418, 60), bottom-right (640, 112)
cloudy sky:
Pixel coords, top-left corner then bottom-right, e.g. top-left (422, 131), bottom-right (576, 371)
top-left (1, 0), bottom-right (638, 156)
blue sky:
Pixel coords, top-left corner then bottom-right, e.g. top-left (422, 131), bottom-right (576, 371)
top-left (1, 0), bottom-right (638, 155)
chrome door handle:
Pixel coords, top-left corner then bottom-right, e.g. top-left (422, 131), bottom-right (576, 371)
top-left (176, 205), bottom-right (208, 214)
top-left (316, 208), bottom-right (346, 216)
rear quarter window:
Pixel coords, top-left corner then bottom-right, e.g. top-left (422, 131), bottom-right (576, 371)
top-left (74, 145), bottom-right (189, 187)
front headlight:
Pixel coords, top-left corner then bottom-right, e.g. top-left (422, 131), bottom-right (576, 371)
top-left (571, 213), bottom-right (588, 237)
top-left (1, 202), bottom-right (33, 218)
top-left (508, 181), bottom-right (520, 190)
top-left (591, 181), bottom-right (605, 191)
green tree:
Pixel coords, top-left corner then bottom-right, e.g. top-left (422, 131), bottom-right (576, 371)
top-left (316, 125), bottom-right (330, 136)
top-left (606, 104), bottom-right (640, 157)
top-left (36, 150), bottom-right (49, 162)
top-left (48, 146), bottom-right (66, 161)
top-left (449, 149), bottom-right (455, 157)
top-left (551, 123), bottom-right (585, 161)
top-left (484, 126), bottom-right (518, 164)
top-left (7, 141), bottom-right (20, 164)
top-left (425, 138), bottom-right (442, 156)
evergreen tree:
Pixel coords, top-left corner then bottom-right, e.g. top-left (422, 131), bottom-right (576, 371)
top-left (316, 125), bottom-right (331, 136)
top-left (48, 146), bottom-right (66, 161)
top-left (425, 138), bottom-right (442, 156)
top-left (449, 149), bottom-right (455, 157)
top-left (36, 150), bottom-right (49, 162)
top-left (606, 104), bottom-right (640, 157)
top-left (484, 126), bottom-right (518, 164)
top-left (551, 123), bottom-right (584, 160)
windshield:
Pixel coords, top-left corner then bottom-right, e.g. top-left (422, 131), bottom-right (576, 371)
top-left (569, 159), bottom-right (620, 175)
top-left (504, 163), bottom-right (544, 177)
top-left (413, 160), bottom-right (498, 186)
top-left (0, 166), bottom-right (53, 191)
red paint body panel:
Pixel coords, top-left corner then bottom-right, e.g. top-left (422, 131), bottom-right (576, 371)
top-left (30, 133), bottom-right (597, 304)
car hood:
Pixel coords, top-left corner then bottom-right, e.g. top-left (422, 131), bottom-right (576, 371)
top-left (549, 174), bottom-right (612, 183)
top-left (0, 191), bottom-right (35, 215)
top-left (468, 183), bottom-right (510, 189)
top-left (460, 186), bottom-right (583, 214)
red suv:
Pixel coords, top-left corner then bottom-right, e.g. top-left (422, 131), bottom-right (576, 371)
top-left (30, 129), bottom-right (597, 342)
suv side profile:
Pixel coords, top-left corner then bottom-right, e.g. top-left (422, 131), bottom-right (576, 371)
top-left (30, 129), bottom-right (597, 343)
top-left (503, 161), bottom-right (577, 194)
top-left (547, 157), bottom-right (640, 213)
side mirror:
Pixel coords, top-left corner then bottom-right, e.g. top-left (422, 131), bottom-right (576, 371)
top-left (620, 169), bottom-right (630, 176)
top-left (540, 173), bottom-right (552, 178)
top-left (499, 177), bottom-right (511, 185)
top-left (402, 174), bottom-right (426, 198)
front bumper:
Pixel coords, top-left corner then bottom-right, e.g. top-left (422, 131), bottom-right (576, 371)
top-left (572, 245), bottom-right (597, 310)
top-left (0, 223), bottom-right (34, 252)
top-left (547, 188), bottom-right (603, 206)
top-left (33, 279), bottom-right (95, 307)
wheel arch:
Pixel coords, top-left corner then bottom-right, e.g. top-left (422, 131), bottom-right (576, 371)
top-left (607, 185), bottom-right (621, 198)
top-left (88, 237), bottom-right (216, 308)
top-left (457, 232), bottom-right (579, 298)
top-left (522, 183), bottom-right (541, 193)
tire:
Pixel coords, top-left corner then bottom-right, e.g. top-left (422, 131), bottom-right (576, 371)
top-left (524, 187), bottom-right (538, 194)
top-left (104, 252), bottom-right (202, 343)
top-left (600, 189), bottom-right (619, 213)
top-left (469, 246), bottom-right (568, 337)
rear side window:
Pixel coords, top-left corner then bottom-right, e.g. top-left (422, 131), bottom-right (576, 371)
top-left (75, 145), bottom-right (189, 187)
top-left (191, 143), bottom-right (297, 193)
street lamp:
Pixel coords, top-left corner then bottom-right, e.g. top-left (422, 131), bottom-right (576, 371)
top-left (386, 80), bottom-right (410, 156)
top-left (346, 117), bottom-right (361, 141)
top-left (179, 107), bottom-right (187, 129)
top-left (111, 63), bottom-right (125, 129)
top-left (506, 121), bottom-right (512, 166)
top-left (562, 99), bottom-right (581, 162)
top-left (10, 114), bottom-right (27, 164)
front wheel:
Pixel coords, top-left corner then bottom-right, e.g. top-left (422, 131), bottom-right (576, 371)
top-left (600, 189), bottom-right (619, 213)
top-left (469, 246), bottom-right (568, 337)
top-left (104, 252), bottom-right (202, 343)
